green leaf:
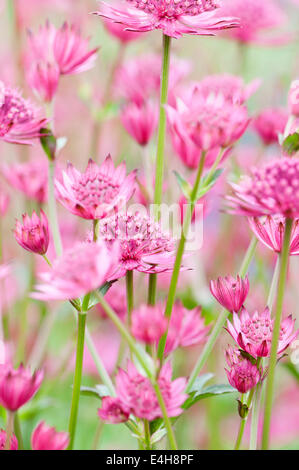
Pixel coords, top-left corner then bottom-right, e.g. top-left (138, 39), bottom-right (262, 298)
top-left (80, 384), bottom-right (110, 400)
top-left (183, 383), bottom-right (236, 410)
top-left (282, 132), bottom-right (299, 156)
top-left (151, 428), bottom-right (167, 445)
top-left (88, 281), bottom-right (114, 310)
top-left (40, 128), bottom-right (56, 161)
top-left (174, 171), bottom-right (192, 200)
top-left (196, 169), bottom-right (223, 201)
top-left (187, 373), bottom-right (214, 394)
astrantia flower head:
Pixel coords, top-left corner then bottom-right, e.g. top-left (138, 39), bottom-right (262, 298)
top-left (225, 346), bottom-right (262, 393)
top-left (14, 210), bottom-right (50, 255)
top-left (0, 364), bottom-right (43, 411)
top-left (94, 0), bottom-right (239, 39)
top-left (131, 304), bottom-right (168, 344)
top-left (115, 361), bottom-right (187, 420)
top-left (32, 241), bottom-right (119, 301)
top-left (0, 429), bottom-right (18, 450)
top-left (253, 108), bottom-right (288, 146)
top-left (0, 81), bottom-right (46, 144)
top-left (226, 307), bottom-right (299, 358)
top-left (120, 101), bottom-right (158, 146)
top-left (248, 216), bottom-right (299, 255)
top-left (98, 397), bottom-right (130, 423)
top-left (98, 211), bottom-right (176, 280)
top-left (218, 0), bottom-right (287, 45)
top-left (210, 275), bottom-right (249, 313)
top-left (31, 421), bottom-right (69, 450)
top-left (55, 155), bottom-right (136, 220)
top-left (2, 158), bottom-right (48, 203)
top-left (167, 85), bottom-right (249, 164)
top-left (228, 157), bottom-right (299, 218)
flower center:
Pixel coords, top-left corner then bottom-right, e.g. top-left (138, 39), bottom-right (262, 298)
top-left (126, 0), bottom-right (218, 18)
top-left (241, 317), bottom-right (273, 344)
top-left (72, 173), bottom-right (120, 206)
top-left (0, 88), bottom-right (34, 136)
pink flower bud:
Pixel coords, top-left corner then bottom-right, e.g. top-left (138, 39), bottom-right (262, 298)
top-left (14, 210), bottom-right (50, 255)
top-left (31, 421), bottom-right (69, 450)
top-left (98, 397), bottom-right (130, 424)
top-left (0, 364), bottom-right (43, 411)
top-left (210, 275), bottom-right (249, 313)
top-left (225, 346), bottom-right (261, 394)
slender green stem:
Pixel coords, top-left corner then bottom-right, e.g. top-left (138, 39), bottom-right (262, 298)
top-left (5, 411), bottom-right (14, 450)
top-left (234, 389), bottom-right (255, 450)
top-left (153, 382), bottom-right (178, 450)
top-left (148, 273), bottom-right (157, 305)
top-left (42, 254), bottom-right (52, 267)
top-left (261, 218), bottom-right (293, 450)
top-left (48, 160), bottom-right (63, 257)
top-left (186, 237), bottom-right (258, 393)
top-left (68, 312), bottom-right (86, 450)
top-left (153, 34), bottom-right (171, 220)
top-left (144, 420), bottom-right (152, 450)
top-left (93, 219), bottom-right (99, 242)
top-left (126, 270), bottom-right (134, 329)
top-left (157, 152), bottom-right (206, 361)
top-left (13, 413), bottom-right (23, 450)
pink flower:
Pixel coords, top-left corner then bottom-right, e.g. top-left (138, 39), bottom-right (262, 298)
top-left (115, 361), bottom-right (187, 420)
top-left (31, 421), bottom-right (69, 450)
top-left (165, 303), bottom-right (209, 354)
top-left (2, 158), bottom-right (48, 204)
top-left (218, 0), bottom-right (287, 45)
top-left (98, 211), bottom-right (176, 280)
top-left (26, 21), bottom-right (98, 102)
top-left (226, 307), bottom-right (299, 358)
top-left (193, 74), bottom-right (261, 105)
top-left (103, 17), bottom-right (143, 42)
top-left (98, 397), bottom-right (130, 423)
top-left (94, 0), bottom-right (239, 39)
top-left (0, 81), bottom-right (47, 144)
top-left (0, 429), bottom-right (18, 450)
top-left (225, 346), bottom-right (261, 393)
top-left (288, 80), bottom-right (299, 117)
top-left (120, 101), bottom-right (158, 146)
top-left (56, 156), bottom-right (136, 220)
top-left (96, 282), bottom-right (127, 320)
top-left (166, 84), bottom-right (249, 163)
top-left (210, 275), bottom-right (249, 313)
top-left (32, 241), bottom-right (119, 301)
top-left (131, 304), bottom-right (168, 343)
top-left (0, 364), bottom-right (43, 411)
top-left (14, 210), bottom-right (50, 255)
top-left (253, 108), bottom-right (288, 146)
top-left (227, 157), bottom-right (299, 218)
top-left (0, 188), bottom-right (9, 216)
top-left (248, 216), bottom-right (299, 255)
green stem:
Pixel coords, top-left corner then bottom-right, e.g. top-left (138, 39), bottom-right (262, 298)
top-left (261, 218), bottom-right (293, 450)
top-left (13, 413), bottom-right (23, 450)
top-left (153, 382), bottom-right (178, 450)
top-left (157, 152), bottom-right (206, 362)
top-left (234, 389), bottom-right (255, 450)
top-left (144, 420), bottom-right (152, 450)
top-left (48, 160), bottom-right (63, 257)
top-left (93, 219), bottom-right (99, 242)
top-left (68, 312), bottom-right (86, 450)
top-left (4, 411), bottom-right (14, 450)
top-left (153, 34), bottom-right (171, 220)
top-left (148, 273), bottom-right (157, 306)
top-left (126, 270), bottom-right (134, 329)
top-left (42, 254), bottom-right (52, 267)
top-left (186, 237), bottom-right (258, 393)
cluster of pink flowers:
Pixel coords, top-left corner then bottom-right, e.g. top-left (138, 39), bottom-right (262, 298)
top-left (99, 361), bottom-right (187, 423)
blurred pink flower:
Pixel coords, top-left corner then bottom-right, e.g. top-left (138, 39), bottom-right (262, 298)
top-left (95, 282), bottom-right (127, 320)
top-left (94, 0), bottom-right (239, 39)
top-left (0, 263), bottom-right (20, 313)
top-left (2, 158), bottom-right (48, 204)
top-left (227, 157), bottom-right (299, 217)
top-left (0, 429), bottom-right (18, 450)
top-left (226, 307), bottom-right (299, 358)
top-left (253, 108), bottom-right (288, 145)
top-left (248, 216), bottom-right (299, 255)
top-left (0, 81), bottom-right (47, 144)
top-left (131, 304), bottom-right (168, 343)
top-left (165, 303), bottom-right (209, 354)
top-left (56, 155), bottom-right (136, 220)
top-left (288, 80), bottom-right (299, 117)
top-left (0, 364), bottom-right (43, 411)
top-left (0, 188), bottom-right (9, 217)
top-left (210, 275), bottom-right (249, 313)
top-left (98, 211), bottom-right (176, 279)
top-left (218, 0), bottom-right (287, 45)
top-left (98, 397), bottom-right (130, 423)
top-left (225, 346), bottom-right (262, 393)
top-left (120, 101), bottom-right (158, 146)
top-left (103, 17), bottom-right (143, 42)
top-left (14, 210), bottom-right (50, 255)
top-left (31, 421), bottom-right (69, 450)
top-left (115, 361), bottom-right (187, 420)
top-left (26, 21), bottom-right (99, 102)
top-left (32, 241), bottom-right (119, 301)
top-left (167, 84), bottom-right (249, 162)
